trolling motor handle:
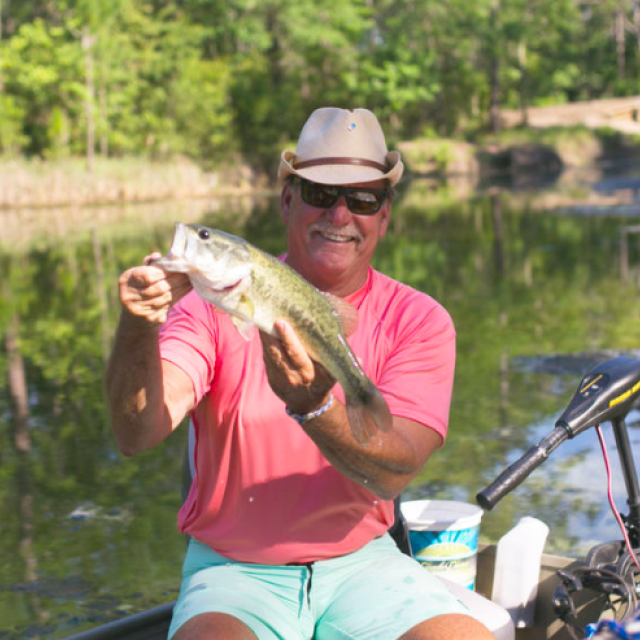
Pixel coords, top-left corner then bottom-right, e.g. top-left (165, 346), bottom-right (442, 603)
top-left (477, 357), bottom-right (640, 512)
top-left (476, 426), bottom-right (570, 511)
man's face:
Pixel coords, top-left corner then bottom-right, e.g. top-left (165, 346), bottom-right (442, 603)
top-left (281, 178), bottom-right (391, 295)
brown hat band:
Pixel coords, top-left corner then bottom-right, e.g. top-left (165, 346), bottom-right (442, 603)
top-left (294, 157), bottom-right (388, 172)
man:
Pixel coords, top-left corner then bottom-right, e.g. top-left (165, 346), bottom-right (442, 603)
top-left (105, 107), bottom-right (496, 640)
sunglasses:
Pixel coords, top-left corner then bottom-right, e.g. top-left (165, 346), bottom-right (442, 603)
top-left (297, 179), bottom-right (389, 216)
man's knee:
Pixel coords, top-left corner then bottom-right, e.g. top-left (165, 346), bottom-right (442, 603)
top-left (171, 611), bottom-right (258, 640)
top-left (400, 612), bottom-right (496, 640)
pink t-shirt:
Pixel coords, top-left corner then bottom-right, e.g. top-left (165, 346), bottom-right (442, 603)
top-left (159, 266), bottom-right (455, 564)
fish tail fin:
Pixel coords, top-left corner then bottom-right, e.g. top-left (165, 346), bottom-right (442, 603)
top-left (345, 383), bottom-right (391, 445)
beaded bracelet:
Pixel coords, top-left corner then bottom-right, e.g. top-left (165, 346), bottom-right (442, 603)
top-left (285, 393), bottom-right (334, 425)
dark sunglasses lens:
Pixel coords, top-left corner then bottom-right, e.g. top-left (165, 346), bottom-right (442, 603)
top-left (301, 181), bottom-right (338, 208)
top-left (346, 191), bottom-right (383, 215)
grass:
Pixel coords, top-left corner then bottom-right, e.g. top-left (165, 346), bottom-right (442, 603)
top-left (0, 156), bottom-right (258, 209)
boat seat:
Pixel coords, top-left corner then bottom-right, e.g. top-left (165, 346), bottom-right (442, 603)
top-left (182, 423), bottom-right (515, 640)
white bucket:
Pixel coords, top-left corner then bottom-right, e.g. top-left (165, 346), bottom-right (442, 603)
top-left (401, 499), bottom-right (483, 590)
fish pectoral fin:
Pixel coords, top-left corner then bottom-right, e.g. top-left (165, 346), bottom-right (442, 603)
top-left (237, 294), bottom-right (255, 320)
top-left (231, 295), bottom-right (256, 340)
top-left (231, 316), bottom-right (255, 340)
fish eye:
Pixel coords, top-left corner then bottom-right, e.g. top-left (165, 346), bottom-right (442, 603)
top-left (198, 229), bottom-right (210, 240)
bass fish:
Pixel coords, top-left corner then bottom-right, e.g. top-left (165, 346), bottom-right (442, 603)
top-left (152, 222), bottom-right (389, 444)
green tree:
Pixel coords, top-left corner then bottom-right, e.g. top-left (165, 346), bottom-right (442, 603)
top-left (1, 19), bottom-right (84, 156)
top-left (3, 0), bottom-right (640, 160)
top-left (103, 1), bottom-right (234, 159)
top-left (221, 0), bottom-right (373, 165)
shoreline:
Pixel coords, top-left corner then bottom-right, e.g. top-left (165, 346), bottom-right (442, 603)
top-left (4, 126), bottom-right (638, 210)
top-left (1, 129), bottom-right (639, 252)
top-left (0, 195), bottom-right (265, 253)
top-left (0, 157), bottom-right (269, 210)
top-left (3, 165), bottom-right (639, 255)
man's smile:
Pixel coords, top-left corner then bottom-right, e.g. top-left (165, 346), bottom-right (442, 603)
top-left (311, 224), bottom-right (363, 245)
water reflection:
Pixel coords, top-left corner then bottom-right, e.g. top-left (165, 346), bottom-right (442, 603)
top-left (3, 178), bottom-right (640, 636)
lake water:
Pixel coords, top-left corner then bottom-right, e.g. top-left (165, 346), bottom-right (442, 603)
top-left (4, 164), bottom-right (640, 637)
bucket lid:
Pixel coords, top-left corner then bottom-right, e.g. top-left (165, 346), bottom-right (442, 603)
top-left (400, 499), bottom-right (483, 532)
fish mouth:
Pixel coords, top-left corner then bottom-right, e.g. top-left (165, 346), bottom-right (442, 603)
top-left (220, 280), bottom-right (242, 292)
top-left (149, 222), bottom-right (189, 270)
top-left (166, 222), bottom-right (188, 259)
top-left (154, 222), bottom-right (188, 264)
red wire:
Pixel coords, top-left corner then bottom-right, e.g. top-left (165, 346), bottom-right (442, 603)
top-left (596, 424), bottom-right (640, 572)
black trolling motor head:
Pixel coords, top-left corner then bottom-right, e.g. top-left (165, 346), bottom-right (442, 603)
top-left (556, 356), bottom-right (640, 438)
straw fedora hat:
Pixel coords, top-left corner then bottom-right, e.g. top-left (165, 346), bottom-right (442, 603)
top-left (278, 107), bottom-right (404, 187)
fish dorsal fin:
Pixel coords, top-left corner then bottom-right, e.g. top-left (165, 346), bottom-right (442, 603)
top-left (323, 293), bottom-right (359, 337)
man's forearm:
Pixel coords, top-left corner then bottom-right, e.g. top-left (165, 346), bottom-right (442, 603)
top-left (301, 402), bottom-right (440, 500)
top-left (105, 312), bottom-right (171, 456)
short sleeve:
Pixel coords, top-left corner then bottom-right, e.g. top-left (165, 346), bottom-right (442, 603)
top-left (159, 291), bottom-right (217, 406)
top-left (379, 302), bottom-right (455, 440)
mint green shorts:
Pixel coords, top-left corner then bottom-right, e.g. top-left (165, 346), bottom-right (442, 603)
top-left (168, 534), bottom-right (467, 640)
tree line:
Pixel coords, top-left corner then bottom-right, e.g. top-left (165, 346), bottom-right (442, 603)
top-left (1, 0), bottom-right (640, 170)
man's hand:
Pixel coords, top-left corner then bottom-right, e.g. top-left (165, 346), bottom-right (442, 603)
top-left (119, 252), bottom-right (192, 325)
top-left (260, 319), bottom-right (335, 414)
